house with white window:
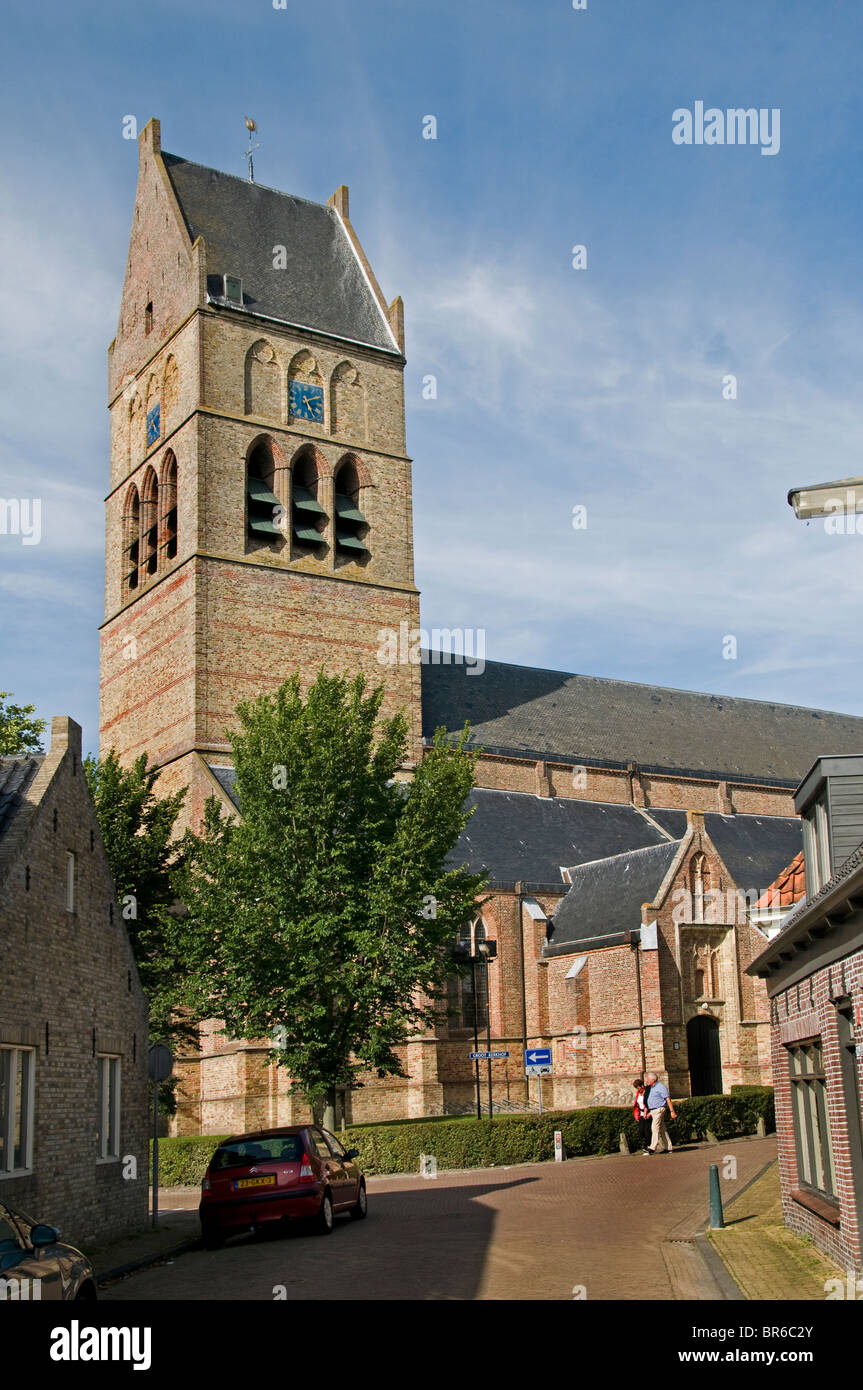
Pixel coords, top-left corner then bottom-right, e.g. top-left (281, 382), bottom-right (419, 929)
top-left (0, 716), bottom-right (148, 1247)
top-left (749, 754), bottom-right (863, 1272)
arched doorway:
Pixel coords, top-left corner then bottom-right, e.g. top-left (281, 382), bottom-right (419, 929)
top-left (687, 1015), bottom-right (723, 1095)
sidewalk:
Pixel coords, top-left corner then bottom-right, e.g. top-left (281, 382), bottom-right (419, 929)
top-left (89, 1196), bottom-right (200, 1285)
top-left (706, 1161), bottom-right (843, 1300)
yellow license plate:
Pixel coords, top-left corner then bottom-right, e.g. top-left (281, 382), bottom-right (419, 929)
top-left (235, 1175), bottom-right (276, 1190)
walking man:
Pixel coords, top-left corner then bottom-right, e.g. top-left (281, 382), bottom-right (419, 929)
top-left (644, 1071), bottom-right (676, 1153)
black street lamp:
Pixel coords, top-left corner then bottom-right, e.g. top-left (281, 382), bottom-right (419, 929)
top-left (452, 936), bottom-right (498, 1120)
top-left (476, 938), bottom-right (497, 1119)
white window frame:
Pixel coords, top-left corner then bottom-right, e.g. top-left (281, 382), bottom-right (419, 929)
top-left (96, 1055), bottom-right (121, 1162)
top-left (65, 851), bottom-right (76, 913)
top-left (0, 1046), bottom-right (36, 1178)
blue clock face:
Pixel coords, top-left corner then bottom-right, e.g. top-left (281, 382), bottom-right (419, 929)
top-left (289, 380), bottom-right (324, 423)
top-left (146, 403), bottom-right (160, 446)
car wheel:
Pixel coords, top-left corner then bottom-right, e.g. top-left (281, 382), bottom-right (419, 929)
top-left (74, 1280), bottom-right (98, 1301)
top-left (316, 1191), bottom-right (334, 1236)
top-left (349, 1180), bottom-right (367, 1221)
top-left (202, 1229), bottom-right (224, 1251)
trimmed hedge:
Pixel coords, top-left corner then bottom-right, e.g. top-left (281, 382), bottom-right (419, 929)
top-left (153, 1088), bottom-right (774, 1185)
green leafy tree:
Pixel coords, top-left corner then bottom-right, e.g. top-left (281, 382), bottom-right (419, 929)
top-left (0, 691), bottom-right (46, 754)
top-left (84, 750), bottom-right (192, 1051)
top-left (173, 670), bottom-right (486, 1129)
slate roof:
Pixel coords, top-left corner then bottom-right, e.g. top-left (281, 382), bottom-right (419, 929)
top-left (208, 764), bottom-right (240, 809)
top-left (163, 154), bottom-right (398, 354)
top-left (206, 762), bottom-right (802, 898)
top-left (0, 756), bottom-right (42, 842)
top-left (421, 659), bottom-right (863, 784)
top-left (447, 789), bottom-right (671, 885)
top-left (648, 810), bottom-right (803, 893)
top-left (549, 841), bottom-right (682, 946)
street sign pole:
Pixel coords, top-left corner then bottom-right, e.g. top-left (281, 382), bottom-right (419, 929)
top-left (471, 959), bottom-right (481, 1121)
top-left (149, 1042), bottom-right (174, 1231)
top-left (485, 963), bottom-right (493, 1121)
top-left (524, 1049), bottom-right (552, 1112)
top-left (152, 1076), bottom-right (159, 1229)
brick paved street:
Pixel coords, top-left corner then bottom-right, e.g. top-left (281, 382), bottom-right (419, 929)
top-left (102, 1136), bottom-right (776, 1301)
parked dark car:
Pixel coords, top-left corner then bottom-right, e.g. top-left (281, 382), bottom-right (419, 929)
top-left (199, 1124), bottom-right (367, 1248)
top-left (0, 1201), bottom-right (97, 1300)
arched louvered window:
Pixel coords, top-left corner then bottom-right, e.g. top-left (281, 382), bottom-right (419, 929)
top-left (333, 458), bottom-right (368, 558)
top-left (123, 484), bottom-right (140, 594)
top-left (291, 449), bottom-right (327, 553)
top-left (160, 453), bottom-right (177, 562)
top-left (140, 467), bottom-right (159, 577)
top-left (246, 439), bottom-right (282, 545)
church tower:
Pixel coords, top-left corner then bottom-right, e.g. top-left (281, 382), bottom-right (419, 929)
top-left (101, 119), bottom-right (421, 820)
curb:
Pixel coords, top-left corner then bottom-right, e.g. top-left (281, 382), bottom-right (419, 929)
top-left (96, 1231), bottom-right (201, 1286)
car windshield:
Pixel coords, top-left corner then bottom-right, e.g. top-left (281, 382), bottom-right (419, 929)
top-left (211, 1135), bottom-right (304, 1169)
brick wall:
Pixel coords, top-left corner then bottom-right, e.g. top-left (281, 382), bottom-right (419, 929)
top-left (770, 950), bottom-right (863, 1272)
top-left (0, 719), bottom-right (149, 1247)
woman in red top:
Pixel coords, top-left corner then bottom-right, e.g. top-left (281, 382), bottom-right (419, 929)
top-left (632, 1078), bottom-right (652, 1155)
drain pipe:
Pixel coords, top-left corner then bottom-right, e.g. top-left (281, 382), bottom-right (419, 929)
top-left (633, 932), bottom-right (647, 1078)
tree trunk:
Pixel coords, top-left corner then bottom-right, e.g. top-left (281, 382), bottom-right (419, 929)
top-left (322, 1085), bottom-right (337, 1133)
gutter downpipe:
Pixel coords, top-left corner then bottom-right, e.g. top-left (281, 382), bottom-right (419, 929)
top-left (516, 881), bottom-right (529, 1084)
top-left (633, 929), bottom-right (647, 1078)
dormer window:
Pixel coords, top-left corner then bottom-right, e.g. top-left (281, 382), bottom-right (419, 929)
top-left (224, 274), bottom-right (243, 306)
top-left (802, 797), bottom-right (831, 896)
top-left (797, 755), bottom-right (863, 895)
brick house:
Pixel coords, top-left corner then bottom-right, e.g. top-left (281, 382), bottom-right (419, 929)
top-left (749, 754), bottom-right (863, 1272)
top-left (0, 717), bottom-right (149, 1247)
top-left (102, 119), bottom-right (863, 1132)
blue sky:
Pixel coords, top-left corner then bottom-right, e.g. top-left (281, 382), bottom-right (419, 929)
top-left (2, 0), bottom-right (863, 756)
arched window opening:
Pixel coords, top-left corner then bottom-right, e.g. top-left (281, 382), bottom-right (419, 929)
top-left (123, 485), bottom-right (140, 593)
top-left (140, 468), bottom-right (159, 577)
top-left (710, 951), bottom-right (721, 999)
top-left (246, 439), bottom-right (282, 545)
top-left (333, 458), bottom-right (368, 558)
top-left (694, 967), bottom-right (706, 999)
top-left (448, 918), bottom-right (489, 1031)
top-left (291, 450), bottom-right (327, 553)
top-left (160, 454), bottom-right (177, 562)
top-left (287, 350), bottom-right (324, 424)
top-left (691, 853), bottom-right (708, 923)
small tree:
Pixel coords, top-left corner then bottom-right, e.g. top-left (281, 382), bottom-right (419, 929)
top-left (0, 691), bottom-right (46, 754)
top-left (174, 670), bottom-right (486, 1129)
top-left (85, 750), bottom-right (192, 1053)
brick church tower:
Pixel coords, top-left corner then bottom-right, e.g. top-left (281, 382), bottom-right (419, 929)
top-left (101, 118), bottom-right (421, 818)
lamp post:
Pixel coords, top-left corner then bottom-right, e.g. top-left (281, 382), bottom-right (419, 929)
top-left (470, 954), bottom-right (481, 1120)
top-left (477, 939), bottom-right (498, 1119)
top-left (452, 936), bottom-right (498, 1120)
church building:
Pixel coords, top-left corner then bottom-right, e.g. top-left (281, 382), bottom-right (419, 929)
top-left (102, 120), bottom-right (863, 1132)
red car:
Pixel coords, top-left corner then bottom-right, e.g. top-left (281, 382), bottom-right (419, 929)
top-left (199, 1124), bottom-right (367, 1248)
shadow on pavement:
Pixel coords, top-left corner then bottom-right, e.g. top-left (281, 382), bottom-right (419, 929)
top-left (105, 1173), bottom-right (540, 1301)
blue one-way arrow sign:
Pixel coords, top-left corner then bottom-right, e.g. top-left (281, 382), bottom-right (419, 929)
top-left (525, 1048), bottom-right (551, 1066)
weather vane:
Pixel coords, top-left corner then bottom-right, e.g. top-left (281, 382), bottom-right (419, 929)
top-left (244, 117), bottom-right (259, 183)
